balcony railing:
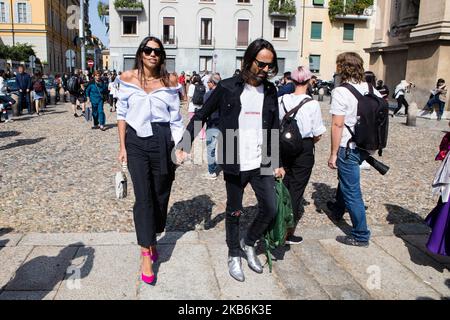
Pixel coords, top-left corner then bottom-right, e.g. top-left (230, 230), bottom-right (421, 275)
top-left (114, 0), bottom-right (144, 12)
top-left (269, 0), bottom-right (296, 18)
top-left (199, 37), bottom-right (215, 48)
top-left (329, 1), bottom-right (374, 21)
top-left (162, 36), bottom-right (178, 48)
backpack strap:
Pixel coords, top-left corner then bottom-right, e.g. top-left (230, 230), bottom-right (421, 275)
top-left (340, 82), bottom-right (364, 100)
top-left (282, 97), bottom-right (313, 122)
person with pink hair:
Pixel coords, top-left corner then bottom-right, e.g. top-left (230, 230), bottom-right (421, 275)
top-left (279, 66), bottom-right (326, 244)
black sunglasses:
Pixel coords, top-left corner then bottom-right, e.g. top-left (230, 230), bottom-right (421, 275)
top-left (142, 46), bottom-right (163, 57)
top-left (254, 59), bottom-right (275, 70)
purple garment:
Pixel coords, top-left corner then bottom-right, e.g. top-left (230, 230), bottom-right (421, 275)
top-left (425, 199), bottom-right (450, 256)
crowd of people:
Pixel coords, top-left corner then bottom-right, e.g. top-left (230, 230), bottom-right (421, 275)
top-left (1, 36), bottom-right (448, 286)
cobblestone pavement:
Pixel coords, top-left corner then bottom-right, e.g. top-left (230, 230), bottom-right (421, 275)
top-left (0, 100), bottom-right (449, 234)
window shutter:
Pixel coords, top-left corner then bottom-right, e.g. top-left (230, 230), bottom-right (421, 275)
top-left (311, 22), bottom-right (322, 40)
top-left (237, 19), bottom-right (249, 46)
top-left (26, 1), bottom-right (31, 24)
top-left (4, 2), bottom-right (10, 23)
top-left (13, 1), bottom-right (18, 23)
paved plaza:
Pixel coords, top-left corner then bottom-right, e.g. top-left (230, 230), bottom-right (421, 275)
top-left (0, 101), bottom-right (449, 300)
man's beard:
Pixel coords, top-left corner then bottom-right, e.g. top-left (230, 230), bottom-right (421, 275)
top-left (249, 71), bottom-right (268, 85)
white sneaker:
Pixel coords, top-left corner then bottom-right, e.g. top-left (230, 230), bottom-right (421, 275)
top-left (204, 172), bottom-right (217, 180)
top-left (360, 161), bottom-right (371, 170)
top-left (5, 119), bottom-right (12, 123)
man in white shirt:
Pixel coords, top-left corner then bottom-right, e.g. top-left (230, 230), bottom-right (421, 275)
top-left (328, 52), bottom-right (383, 248)
top-left (176, 39), bottom-right (285, 282)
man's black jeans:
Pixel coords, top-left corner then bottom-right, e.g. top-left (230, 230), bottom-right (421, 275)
top-left (224, 169), bottom-right (277, 256)
top-left (394, 95), bottom-right (409, 115)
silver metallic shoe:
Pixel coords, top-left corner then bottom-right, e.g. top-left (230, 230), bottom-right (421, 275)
top-left (228, 256), bottom-right (245, 282)
top-left (240, 238), bottom-right (263, 274)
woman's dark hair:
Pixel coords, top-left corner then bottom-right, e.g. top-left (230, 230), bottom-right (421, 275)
top-left (134, 36), bottom-right (169, 87)
top-left (241, 38), bottom-right (278, 82)
top-left (438, 78), bottom-right (445, 86)
top-left (191, 75), bottom-right (201, 85)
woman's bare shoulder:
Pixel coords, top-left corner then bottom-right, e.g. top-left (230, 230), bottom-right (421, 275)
top-left (120, 70), bottom-right (138, 83)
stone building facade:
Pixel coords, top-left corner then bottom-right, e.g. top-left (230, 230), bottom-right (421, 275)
top-left (367, 0), bottom-right (450, 114)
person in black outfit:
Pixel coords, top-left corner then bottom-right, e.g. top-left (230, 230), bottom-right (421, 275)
top-left (15, 65), bottom-right (32, 115)
top-left (176, 39), bottom-right (285, 282)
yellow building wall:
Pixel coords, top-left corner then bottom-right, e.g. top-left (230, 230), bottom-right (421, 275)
top-left (301, 1), bottom-right (376, 80)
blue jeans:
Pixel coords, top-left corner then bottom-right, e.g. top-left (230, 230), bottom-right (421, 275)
top-left (92, 101), bottom-right (105, 126)
top-left (427, 96), bottom-right (445, 117)
top-left (335, 147), bottom-right (371, 242)
top-left (206, 128), bottom-right (220, 174)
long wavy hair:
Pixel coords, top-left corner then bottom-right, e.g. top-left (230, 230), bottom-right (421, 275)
top-left (241, 39), bottom-right (278, 82)
top-left (134, 36), bottom-right (170, 87)
top-left (336, 52), bottom-right (365, 84)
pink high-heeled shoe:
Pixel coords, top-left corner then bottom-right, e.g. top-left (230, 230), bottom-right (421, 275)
top-left (141, 251), bottom-right (155, 284)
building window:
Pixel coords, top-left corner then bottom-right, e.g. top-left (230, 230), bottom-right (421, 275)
top-left (17, 2), bottom-right (27, 23)
top-left (343, 23), bottom-right (355, 41)
top-left (309, 55), bottom-right (321, 73)
top-left (166, 57), bottom-right (176, 73)
top-left (163, 17), bottom-right (175, 45)
top-left (311, 22), bottom-right (322, 40)
top-left (237, 19), bottom-right (249, 46)
top-left (277, 58), bottom-right (285, 75)
top-left (236, 57), bottom-right (243, 70)
top-left (0, 2), bottom-right (6, 23)
top-left (199, 56), bottom-right (213, 72)
top-left (200, 18), bottom-right (212, 45)
top-left (237, 0), bottom-right (250, 3)
top-left (124, 57), bottom-right (135, 71)
top-left (122, 16), bottom-right (137, 35)
top-left (312, 0), bottom-right (324, 6)
top-left (273, 20), bottom-right (287, 39)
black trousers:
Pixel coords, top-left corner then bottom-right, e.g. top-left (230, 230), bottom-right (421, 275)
top-left (283, 139), bottom-right (315, 224)
top-left (224, 169), bottom-right (277, 256)
top-left (126, 124), bottom-right (175, 248)
top-left (395, 96), bottom-right (409, 115)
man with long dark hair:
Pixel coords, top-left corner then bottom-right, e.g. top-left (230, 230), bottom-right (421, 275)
top-left (176, 39), bottom-right (285, 282)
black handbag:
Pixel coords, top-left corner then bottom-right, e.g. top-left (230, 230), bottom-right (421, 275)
top-left (280, 97), bottom-right (312, 157)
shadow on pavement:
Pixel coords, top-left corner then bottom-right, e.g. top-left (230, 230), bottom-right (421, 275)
top-left (0, 137), bottom-right (46, 151)
top-left (0, 227), bottom-right (14, 250)
top-left (1, 242), bottom-right (95, 300)
top-left (385, 204), bottom-right (449, 273)
top-left (0, 131), bottom-right (21, 139)
top-left (311, 182), bottom-right (352, 235)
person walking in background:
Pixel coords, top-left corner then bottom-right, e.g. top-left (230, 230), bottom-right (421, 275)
top-left (15, 65), bottom-right (32, 115)
top-left (328, 52), bottom-right (383, 248)
top-left (178, 71), bottom-right (186, 101)
top-left (393, 80), bottom-right (413, 117)
top-left (0, 70), bottom-right (14, 123)
top-left (279, 66), bottom-right (326, 245)
top-left (176, 39), bottom-right (285, 282)
top-left (31, 71), bottom-right (46, 116)
top-left (424, 79), bottom-right (447, 121)
top-left (376, 80), bottom-right (390, 101)
top-left (86, 70), bottom-right (109, 131)
top-left (108, 73), bottom-right (119, 113)
top-left (203, 73), bottom-right (222, 180)
top-left (117, 36), bottom-right (183, 285)
top-left (187, 74), bottom-right (206, 139)
top-left (425, 123), bottom-right (450, 256)
top-left (277, 72), bottom-right (296, 97)
top-left (68, 69), bottom-right (86, 118)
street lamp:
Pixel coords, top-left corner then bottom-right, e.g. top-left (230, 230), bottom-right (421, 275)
top-left (9, 0), bottom-right (15, 46)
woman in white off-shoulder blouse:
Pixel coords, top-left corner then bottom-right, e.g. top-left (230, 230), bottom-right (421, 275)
top-left (116, 36), bottom-right (183, 285)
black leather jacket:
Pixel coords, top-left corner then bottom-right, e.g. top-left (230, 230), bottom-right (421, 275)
top-left (178, 74), bottom-right (281, 175)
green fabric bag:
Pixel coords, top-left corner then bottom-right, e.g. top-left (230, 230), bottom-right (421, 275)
top-left (264, 179), bottom-right (295, 272)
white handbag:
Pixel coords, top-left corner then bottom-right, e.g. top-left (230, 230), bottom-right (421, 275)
top-left (115, 163), bottom-right (128, 199)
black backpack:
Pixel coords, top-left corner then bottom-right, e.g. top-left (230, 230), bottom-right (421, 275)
top-left (280, 97), bottom-right (312, 157)
top-left (341, 83), bottom-right (389, 155)
top-left (192, 84), bottom-right (206, 105)
top-left (67, 76), bottom-right (80, 94)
